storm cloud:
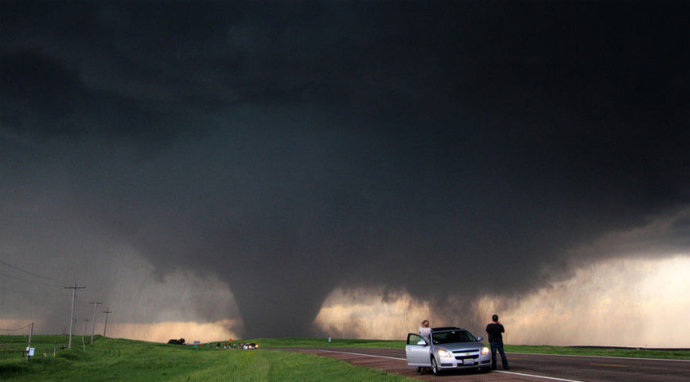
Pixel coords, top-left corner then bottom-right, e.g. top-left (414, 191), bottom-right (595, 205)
top-left (1, 1), bottom-right (689, 337)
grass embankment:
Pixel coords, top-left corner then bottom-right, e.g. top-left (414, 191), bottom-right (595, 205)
top-left (255, 337), bottom-right (690, 360)
top-left (0, 335), bottom-right (69, 361)
top-left (0, 335), bottom-right (413, 382)
top-left (504, 344), bottom-right (690, 360)
top-left (251, 337), bottom-right (406, 349)
top-left (3, 336), bottom-right (688, 381)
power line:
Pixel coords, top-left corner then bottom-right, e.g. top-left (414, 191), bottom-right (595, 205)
top-left (0, 286), bottom-right (54, 297)
top-left (0, 269), bottom-right (64, 288)
top-left (0, 259), bottom-right (67, 285)
top-left (0, 323), bottom-right (32, 332)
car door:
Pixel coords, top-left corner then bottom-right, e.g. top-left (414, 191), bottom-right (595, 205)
top-left (405, 333), bottom-right (431, 366)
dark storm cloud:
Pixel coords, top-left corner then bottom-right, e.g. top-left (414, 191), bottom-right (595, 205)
top-left (1, 1), bottom-right (689, 336)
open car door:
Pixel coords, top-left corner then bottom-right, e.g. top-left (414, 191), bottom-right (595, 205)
top-left (405, 333), bottom-right (431, 367)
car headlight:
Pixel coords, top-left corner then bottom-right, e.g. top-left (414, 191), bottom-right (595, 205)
top-left (437, 349), bottom-right (452, 358)
top-left (481, 346), bottom-right (490, 355)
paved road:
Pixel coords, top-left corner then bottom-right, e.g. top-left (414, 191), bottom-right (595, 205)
top-left (282, 348), bottom-right (690, 381)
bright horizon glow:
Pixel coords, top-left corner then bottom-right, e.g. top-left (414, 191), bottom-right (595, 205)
top-left (0, 318), bottom-right (240, 344)
top-left (314, 288), bottom-right (433, 340)
top-left (105, 319), bottom-right (240, 344)
top-left (315, 256), bottom-right (690, 347)
top-left (488, 255), bottom-right (690, 348)
top-left (5, 256), bottom-right (688, 346)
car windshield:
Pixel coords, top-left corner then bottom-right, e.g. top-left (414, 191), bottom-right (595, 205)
top-left (432, 330), bottom-right (477, 344)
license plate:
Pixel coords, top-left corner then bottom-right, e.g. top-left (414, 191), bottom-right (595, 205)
top-left (463, 359), bottom-right (475, 365)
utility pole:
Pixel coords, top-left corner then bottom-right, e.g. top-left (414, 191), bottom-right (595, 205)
top-left (82, 319), bottom-right (89, 352)
top-left (90, 302), bottom-right (102, 344)
top-left (102, 308), bottom-right (112, 337)
top-left (64, 282), bottom-right (85, 349)
top-left (26, 322), bottom-right (33, 362)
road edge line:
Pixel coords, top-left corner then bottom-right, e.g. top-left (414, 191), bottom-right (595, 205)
top-left (317, 349), bottom-right (586, 382)
top-left (496, 370), bottom-right (583, 382)
top-left (317, 349), bottom-right (406, 361)
top-left (508, 352), bottom-right (690, 362)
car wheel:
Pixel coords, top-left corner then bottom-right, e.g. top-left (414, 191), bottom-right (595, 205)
top-left (431, 357), bottom-right (441, 376)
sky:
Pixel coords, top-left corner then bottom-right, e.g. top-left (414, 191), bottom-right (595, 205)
top-left (1, 1), bottom-right (689, 346)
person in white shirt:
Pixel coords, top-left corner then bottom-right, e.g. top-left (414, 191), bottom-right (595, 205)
top-left (417, 320), bottom-right (432, 373)
top-left (418, 319), bottom-right (431, 342)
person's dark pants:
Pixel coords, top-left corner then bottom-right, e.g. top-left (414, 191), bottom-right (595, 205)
top-left (490, 341), bottom-right (509, 370)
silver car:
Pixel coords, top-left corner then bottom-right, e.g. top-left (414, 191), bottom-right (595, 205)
top-left (405, 327), bottom-right (491, 375)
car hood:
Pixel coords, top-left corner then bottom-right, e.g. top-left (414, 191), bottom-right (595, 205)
top-left (436, 341), bottom-right (485, 352)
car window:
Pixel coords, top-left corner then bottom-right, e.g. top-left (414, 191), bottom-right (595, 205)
top-left (431, 330), bottom-right (476, 344)
top-left (407, 333), bottom-right (427, 346)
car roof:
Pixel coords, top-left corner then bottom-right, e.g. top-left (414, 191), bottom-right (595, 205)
top-left (431, 326), bottom-right (465, 332)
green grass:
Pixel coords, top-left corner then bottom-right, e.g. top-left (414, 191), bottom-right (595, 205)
top-left (504, 344), bottom-right (690, 360)
top-left (247, 337), bottom-right (405, 349)
top-left (0, 336), bottom-right (413, 381)
top-left (252, 337), bottom-right (690, 360)
top-left (0, 334), bottom-right (70, 361)
top-left (2, 335), bottom-right (688, 381)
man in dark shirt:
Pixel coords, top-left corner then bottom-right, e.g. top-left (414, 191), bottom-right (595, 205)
top-left (485, 314), bottom-right (510, 370)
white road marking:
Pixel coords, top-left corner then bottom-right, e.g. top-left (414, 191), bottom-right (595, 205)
top-left (317, 349), bottom-right (406, 361)
top-left (316, 349), bottom-right (585, 381)
top-left (495, 370), bottom-right (583, 382)
top-left (508, 352), bottom-right (690, 362)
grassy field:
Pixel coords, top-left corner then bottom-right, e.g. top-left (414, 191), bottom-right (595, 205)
top-left (251, 337), bottom-right (690, 360)
top-left (503, 344), bottom-right (690, 360)
top-left (0, 334), bottom-right (70, 361)
top-left (2, 335), bottom-right (688, 381)
top-left (248, 337), bottom-right (406, 349)
top-left (0, 335), bottom-right (413, 381)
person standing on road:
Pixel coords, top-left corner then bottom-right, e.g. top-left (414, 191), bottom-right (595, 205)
top-left (417, 320), bottom-right (432, 373)
top-left (418, 319), bottom-right (431, 342)
top-left (485, 314), bottom-right (510, 370)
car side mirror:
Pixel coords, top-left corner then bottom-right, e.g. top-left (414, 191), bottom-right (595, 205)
top-left (476, 336), bottom-right (483, 341)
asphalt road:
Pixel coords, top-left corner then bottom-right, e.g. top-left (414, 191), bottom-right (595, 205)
top-left (283, 348), bottom-right (690, 381)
